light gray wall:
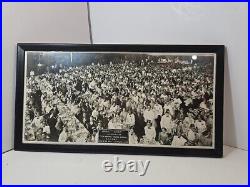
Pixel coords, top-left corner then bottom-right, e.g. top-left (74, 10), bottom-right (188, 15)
top-left (89, 3), bottom-right (248, 150)
top-left (2, 2), bottom-right (90, 152)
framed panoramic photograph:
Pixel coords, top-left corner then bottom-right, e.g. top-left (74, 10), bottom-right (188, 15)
top-left (14, 44), bottom-right (224, 157)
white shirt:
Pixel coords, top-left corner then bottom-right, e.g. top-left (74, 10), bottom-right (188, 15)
top-left (95, 132), bottom-right (99, 143)
top-left (114, 121), bottom-right (123, 129)
top-left (160, 114), bottom-right (173, 132)
top-left (187, 129), bottom-right (196, 141)
top-left (164, 104), bottom-right (174, 116)
top-left (58, 131), bottom-right (67, 142)
top-left (92, 109), bottom-right (99, 118)
top-left (89, 80), bottom-right (96, 89)
top-left (171, 136), bottom-right (187, 146)
top-left (32, 117), bottom-right (43, 130)
top-left (144, 126), bottom-right (156, 140)
top-left (129, 133), bottom-right (138, 144)
top-left (143, 109), bottom-right (155, 122)
top-left (120, 111), bottom-right (127, 120)
top-left (154, 104), bottom-right (163, 117)
top-left (45, 105), bottom-right (52, 114)
top-left (108, 121), bottom-right (116, 129)
top-left (200, 102), bottom-right (209, 110)
top-left (184, 98), bottom-right (193, 106)
top-left (125, 113), bottom-right (135, 126)
top-left (43, 126), bottom-right (50, 134)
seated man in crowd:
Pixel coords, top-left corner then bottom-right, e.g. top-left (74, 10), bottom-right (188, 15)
top-left (144, 120), bottom-right (156, 144)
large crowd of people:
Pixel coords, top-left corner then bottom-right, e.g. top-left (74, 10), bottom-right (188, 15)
top-left (24, 55), bottom-right (214, 147)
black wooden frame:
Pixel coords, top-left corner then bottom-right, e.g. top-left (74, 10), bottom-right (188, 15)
top-left (14, 44), bottom-right (224, 157)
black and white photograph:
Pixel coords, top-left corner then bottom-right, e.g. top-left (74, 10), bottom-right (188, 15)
top-left (14, 44), bottom-right (224, 157)
top-left (22, 50), bottom-right (216, 149)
